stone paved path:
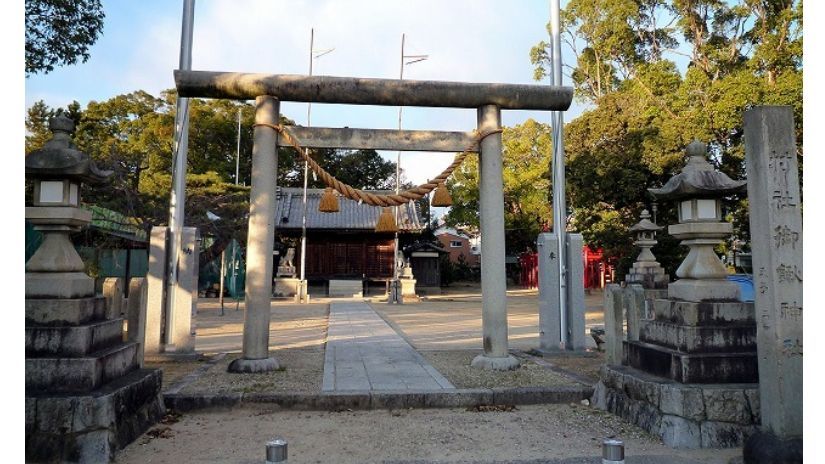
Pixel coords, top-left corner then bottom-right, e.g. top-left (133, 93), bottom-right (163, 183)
top-left (323, 302), bottom-right (455, 391)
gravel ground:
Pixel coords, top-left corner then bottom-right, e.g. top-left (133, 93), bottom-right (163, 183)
top-left (527, 352), bottom-right (605, 385)
top-left (180, 348), bottom-right (325, 394)
top-left (116, 403), bottom-right (739, 464)
top-left (420, 350), bottom-right (579, 388)
top-left (144, 358), bottom-right (211, 390)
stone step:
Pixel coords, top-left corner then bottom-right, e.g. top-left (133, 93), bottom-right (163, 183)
top-left (639, 320), bottom-right (756, 353)
top-left (653, 299), bottom-right (755, 326)
top-left (26, 319), bottom-right (125, 357)
top-left (626, 340), bottom-right (759, 384)
top-left (26, 342), bottom-right (139, 394)
top-left (26, 296), bottom-right (107, 326)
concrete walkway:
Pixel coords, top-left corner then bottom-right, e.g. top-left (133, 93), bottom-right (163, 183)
top-left (323, 302), bottom-right (454, 391)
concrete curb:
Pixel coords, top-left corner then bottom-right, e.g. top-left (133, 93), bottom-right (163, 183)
top-left (163, 385), bottom-right (594, 412)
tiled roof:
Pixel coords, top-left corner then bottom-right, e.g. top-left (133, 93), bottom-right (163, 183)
top-left (274, 187), bottom-right (423, 232)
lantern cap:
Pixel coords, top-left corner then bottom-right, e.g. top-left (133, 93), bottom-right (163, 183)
top-left (647, 140), bottom-right (746, 201)
top-left (26, 113), bottom-right (112, 185)
top-left (629, 209), bottom-right (662, 232)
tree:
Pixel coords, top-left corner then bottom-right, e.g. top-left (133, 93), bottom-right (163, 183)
top-left (26, 91), bottom-right (402, 266)
top-left (25, 0), bottom-right (105, 76)
top-left (529, 0), bottom-right (802, 277)
top-left (444, 119), bottom-right (553, 254)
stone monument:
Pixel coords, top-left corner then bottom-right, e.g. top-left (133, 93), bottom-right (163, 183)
top-left (25, 115), bottom-right (164, 462)
top-left (592, 141), bottom-right (760, 449)
top-left (536, 232), bottom-right (587, 353)
top-left (741, 106), bottom-right (802, 463)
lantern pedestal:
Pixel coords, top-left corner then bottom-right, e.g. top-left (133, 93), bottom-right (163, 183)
top-left (667, 222), bottom-right (740, 302)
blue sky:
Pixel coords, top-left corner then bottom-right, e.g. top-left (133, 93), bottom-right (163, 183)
top-left (25, 0), bottom-right (584, 194)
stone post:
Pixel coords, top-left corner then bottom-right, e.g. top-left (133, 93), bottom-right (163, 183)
top-left (742, 106), bottom-right (802, 463)
top-left (126, 277), bottom-right (148, 367)
top-left (538, 232), bottom-right (587, 352)
top-left (168, 226), bottom-right (198, 353)
top-left (471, 104), bottom-right (518, 370)
top-left (566, 233), bottom-right (587, 350)
top-left (538, 233), bottom-right (561, 351)
top-left (603, 284), bottom-right (625, 365)
top-left (103, 277), bottom-right (125, 320)
top-left (144, 226), bottom-right (167, 356)
top-left (229, 96), bottom-right (280, 373)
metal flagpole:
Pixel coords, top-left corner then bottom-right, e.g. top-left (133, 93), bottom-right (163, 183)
top-left (166, 0), bottom-right (195, 346)
top-left (299, 29), bottom-right (334, 303)
top-left (392, 33), bottom-right (428, 303)
top-left (549, 0), bottom-right (568, 349)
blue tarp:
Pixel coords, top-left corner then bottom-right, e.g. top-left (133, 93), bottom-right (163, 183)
top-left (726, 274), bottom-right (754, 302)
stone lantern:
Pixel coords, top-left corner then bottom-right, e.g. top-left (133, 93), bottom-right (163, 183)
top-left (25, 114), bottom-right (164, 462)
top-left (625, 209), bottom-right (668, 289)
top-left (648, 141), bottom-right (746, 301)
top-left (25, 113), bottom-right (112, 299)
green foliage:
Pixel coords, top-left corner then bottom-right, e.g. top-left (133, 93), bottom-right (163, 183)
top-left (279, 148), bottom-right (397, 190)
top-left (439, 254), bottom-right (478, 286)
top-left (25, 0), bottom-right (105, 76)
top-left (25, 90), bottom-right (400, 265)
top-left (529, 0), bottom-right (802, 276)
top-left (444, 119), bottom-right (552, 254)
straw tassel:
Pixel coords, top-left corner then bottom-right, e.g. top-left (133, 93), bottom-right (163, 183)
top-left (375, 207), bottom-right (398, 233)
top-left (431, 182), bottom-right (453, 207)
top-left (318, 187), bottom-right (339, 213)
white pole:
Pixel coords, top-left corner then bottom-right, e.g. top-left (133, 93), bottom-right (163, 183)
top-left (166, 0), bottom-right (195, 346)
top-left (298, 28), bottom-right (314, 303)
top-left (393, 33), bottom-right (405, 297)
top-left (549, 0), bottom-right (568, 349)
top-left (392, 34), bottom-right (428, 303)
top-left (235, 107), bottom-right (241, 184)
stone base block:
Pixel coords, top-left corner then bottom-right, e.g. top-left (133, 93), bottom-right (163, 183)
top-left (26, 297), bottom-right (107, 326)
top-left (592, 365), bottom-right (758, 449)
top-left (227, 357), bottom-right (280, 373)
top-left (626, 340), bottom-right (758, 383)
top-left (743, 430), bottom-right (802, 464)
top-left (328, 279), bottom-right (363, 298)
top-left (26, 342), bottom-right (139, 393)
top-left (653, 299), bottom-right (755, 326)
top-left (470, 354), bottom-right (520, 371)
top-left (26, 272), bottom-right (95, 299)
top-left (26, 318), bottom-right (125, 357)
top-left (626, 263), bottom-right (669, 289)
top-left (638, 320), bottom-right (756, 353)
top-left (668, 279), bottom-right (740, 302)
top-left (399, 278), bottom-right (417, 297)
top-left (273, 278), bottom-right (301, 297)
top-left (26, 368), bottom-right (164, 463)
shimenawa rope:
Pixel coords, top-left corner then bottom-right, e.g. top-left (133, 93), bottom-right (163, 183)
top-left (252, 123), bottom-right (502, 207)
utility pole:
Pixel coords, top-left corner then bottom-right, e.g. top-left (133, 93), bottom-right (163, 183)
top-left (165, 0), bottom-right (195, 347)
top-left (392, 33), bottom-right (428, 303)
top-left (298, 28), bottom-right (334, 303)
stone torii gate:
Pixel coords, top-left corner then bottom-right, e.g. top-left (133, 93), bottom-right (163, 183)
top-left (174, 70), bottom-right (573, 372)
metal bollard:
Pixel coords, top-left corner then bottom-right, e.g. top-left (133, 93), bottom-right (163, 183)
top-left (602, 438), bottom-right (624, 464)
top-left (266, 438), bottom-right (287, 463)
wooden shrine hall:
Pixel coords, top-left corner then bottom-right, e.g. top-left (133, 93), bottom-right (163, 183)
top-left (273, 187), bottom-right (423, 286)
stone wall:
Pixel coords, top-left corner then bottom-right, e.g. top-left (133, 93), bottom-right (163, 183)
top-left (592, 365), bottom-right (759, 449)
